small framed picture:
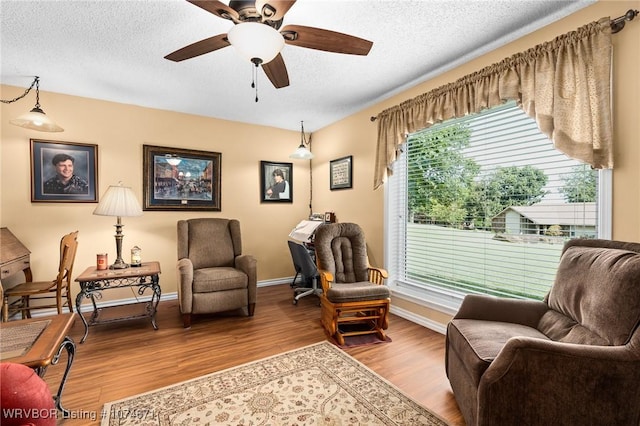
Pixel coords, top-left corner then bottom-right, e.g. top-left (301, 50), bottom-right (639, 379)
top-left (30, 139), bottom-right (98, 203)
top-left (330, 155), bottom-right (353, 190)
top-left (261, 161), bottom-right (292, 203)
top-left (143, 145), bottom-right (221, 211)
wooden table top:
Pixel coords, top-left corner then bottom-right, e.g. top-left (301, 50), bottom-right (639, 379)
top-left (0, 312), bottom-right (76, 368)
top-left (75, 261), bottom-right (161, 282)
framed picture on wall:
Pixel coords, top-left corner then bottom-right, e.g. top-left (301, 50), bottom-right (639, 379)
top-left (330, 155), bottom-right (353, 190)
top-left (261, 161), bottom-right (293, 203)
top-left (30, 139), bottom-right (98, 203)
top-left (142, 144), bottom-right (221, 211)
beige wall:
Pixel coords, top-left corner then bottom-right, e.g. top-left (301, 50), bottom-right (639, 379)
top-left (313, 0), bottom-right (640, 326)
top-left (2, 1), bottom-right (639, 323)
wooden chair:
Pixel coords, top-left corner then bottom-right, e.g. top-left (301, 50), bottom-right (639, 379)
top-left (314, 223), bottom-right (390, 345)
top-left (2, 231), bottom-right (78, 322)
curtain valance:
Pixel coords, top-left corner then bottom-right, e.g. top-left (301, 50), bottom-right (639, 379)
top-left (374, 17), bottom-right (612, 189)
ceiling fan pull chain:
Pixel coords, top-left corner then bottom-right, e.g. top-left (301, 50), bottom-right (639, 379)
top-left (252, 62), bottom-right (259, 102)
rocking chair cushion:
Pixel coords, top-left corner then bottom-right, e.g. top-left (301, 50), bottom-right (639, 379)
top-left (326, 282), bottom-right (391, 303)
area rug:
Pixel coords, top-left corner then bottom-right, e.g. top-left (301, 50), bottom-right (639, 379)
top-left (101, 341), bottom-right (447, 425)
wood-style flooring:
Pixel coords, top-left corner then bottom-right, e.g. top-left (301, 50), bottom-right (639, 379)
top-left (40, 284), bottom-right (464, 425)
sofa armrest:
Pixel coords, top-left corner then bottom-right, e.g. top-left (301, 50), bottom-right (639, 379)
top-left (453, 294), bottom-right (548, 328)
top-left (235, 254), bottom-right (257, 303)
top-left (176, 258), bottom-right (194, 314)
top-left (478, 336), bottom-right (640, 425)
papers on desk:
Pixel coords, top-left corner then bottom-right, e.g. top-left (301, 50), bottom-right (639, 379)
top-left (289, 220), bottom-right (324, 243)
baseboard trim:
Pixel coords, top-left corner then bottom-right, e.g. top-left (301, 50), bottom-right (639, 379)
top-left (390, 305), bottom-right (447, 335)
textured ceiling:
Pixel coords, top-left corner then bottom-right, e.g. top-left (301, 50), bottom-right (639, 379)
top-left (1, 0), bottom-right (594, 132)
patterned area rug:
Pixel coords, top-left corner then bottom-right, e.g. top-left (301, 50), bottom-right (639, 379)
top-left (102, 341), bottom-right (447, 425)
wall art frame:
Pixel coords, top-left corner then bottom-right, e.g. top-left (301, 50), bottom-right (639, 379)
top-left (330, 155), bottom-right (353, 190)
top-left (30, 139), bottom-right (98, 203)
top-left (261, 160), bottom-right (293, 203)
top-left (143, 144), bottom-right (221, 211)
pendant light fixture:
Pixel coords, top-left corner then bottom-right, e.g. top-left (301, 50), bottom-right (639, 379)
top-left (289, 121), bottom-right (314, 160)
top-left (1, 76), bottom-right (64, 132)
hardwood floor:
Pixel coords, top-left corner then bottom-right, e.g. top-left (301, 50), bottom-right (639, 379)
top-left (42, 284), bottom-right (464, 425)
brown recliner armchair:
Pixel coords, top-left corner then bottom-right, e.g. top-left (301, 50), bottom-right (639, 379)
top-left (314, 223), bottom-right (390, 345)
top-left (445, 239), bottom-right (640, 425)
top-left (177, 218), bottom-right (257, 328)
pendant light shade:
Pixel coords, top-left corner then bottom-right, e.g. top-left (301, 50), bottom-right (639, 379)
top-left (3, 76), bottom-right (64, 132)
top-left (10, 106), bottom-right (63, 132)
top-left (228, 22), bottom-right (285, 64)
top-left (289, 121), bottom-right (314, 160)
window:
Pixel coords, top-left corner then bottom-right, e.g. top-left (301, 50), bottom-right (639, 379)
top-left (386, 101), bottom-right (611, 311)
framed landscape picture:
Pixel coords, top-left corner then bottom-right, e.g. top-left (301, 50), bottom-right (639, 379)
top-left (30, 139), bottom-right (98, 203)
top-left (261, 161), bottom-right (292, 203)
top-left (330, 155), bottom-right (353, 190)
top-left (143, 145), bottom-right (221, 211)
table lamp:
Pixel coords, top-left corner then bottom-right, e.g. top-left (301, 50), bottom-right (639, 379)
top-left (93, 182), bottom-right (143, 269)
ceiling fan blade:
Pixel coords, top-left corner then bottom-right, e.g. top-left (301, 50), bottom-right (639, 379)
top-left (262, 53), bottom-right (290, 88)
top-left (281, 25), bottom-right (373, 55)
top-left (165, 34), bottom-right (230, 62)
top-left (187, 0), bottom-right (239, 21)
top-left (256, 0), bottom-right (296, 22)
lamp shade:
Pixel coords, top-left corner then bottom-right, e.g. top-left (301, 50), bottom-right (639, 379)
top-left (93, 184), bottom-right (143, 217)
top-left (227, 22), bottom-right (285, 64)
top-left (289, 143), bottom-right (315, 160)
top-left (9, 107), bottom-right (63, 132)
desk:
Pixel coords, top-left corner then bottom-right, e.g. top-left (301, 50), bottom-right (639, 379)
top-left (1, 228), bottom-right (32, 321)
top-left (0, 313), bottom-right (76, 415)
top-left (74, 261), bottom-right (161, 343)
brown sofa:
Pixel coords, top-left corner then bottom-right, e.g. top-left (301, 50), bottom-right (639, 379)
top-left (177, 218), bottom-right (257, 328)
top-left (446, 239), bottom-right (640, 425)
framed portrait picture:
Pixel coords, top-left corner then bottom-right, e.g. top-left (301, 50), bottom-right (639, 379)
top-left (261, 161), bottom-right (292, 203)
top-left (142, 145), bottom-right (221, 211)
top-left (30, 139), bottom-right (98, 203)
top-left (330, 155), bottom-right (353, 190)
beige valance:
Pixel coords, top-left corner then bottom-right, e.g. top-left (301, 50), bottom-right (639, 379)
top-left (374, 17), bottom-right (613, 189)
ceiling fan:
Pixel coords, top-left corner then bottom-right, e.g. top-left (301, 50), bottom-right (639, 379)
top-left (165, 0), bottom-right (373, 90)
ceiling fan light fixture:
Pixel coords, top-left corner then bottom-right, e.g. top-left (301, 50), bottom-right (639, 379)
top-left (227, 22), bottom-right (284, 64)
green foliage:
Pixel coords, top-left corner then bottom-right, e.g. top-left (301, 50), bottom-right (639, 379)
top-left (408, 126), bottom-right (549, 229)
top-left (560, 165), bottom-right (597, 202)
top-left (407, 123), bottom-right (478, 223)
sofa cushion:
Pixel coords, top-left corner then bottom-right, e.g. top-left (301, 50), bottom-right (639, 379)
top-left (448, 319), bottom-right (550, 387)
top-left (543, 245), bottom-right (640, 345)
top-left (193, 267), bottom-right (247, 293)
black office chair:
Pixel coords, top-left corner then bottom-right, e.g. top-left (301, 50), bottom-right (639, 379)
top-left (287, 240), bottom-right (321, 305)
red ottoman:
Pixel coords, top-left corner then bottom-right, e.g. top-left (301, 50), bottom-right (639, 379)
top-left (0, 362), bottom-right (56, 426)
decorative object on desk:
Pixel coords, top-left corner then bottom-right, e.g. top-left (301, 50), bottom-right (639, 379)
top-left (260, 161), bottom-right (293, 203)
top-left (1, 76), bottom-right (63, 132)
top-left (329, 155), bottom-right (353, 190)
top-left (324, 211), bottom-right (336, 223)
top-left (93, 183), bottom-right (142, 269)
top-left (30, 139), bottom-right (98, 203)
top-left (288, 121), bottom-right (314, 160)
top-left (130, 246), bottom-right (142, 267)
top-left (101, 341), bottom-right (446, 426)
top-left (143, 145), bottom-right (221, 211)
top-left (96, 253), bottom-right (108, 271)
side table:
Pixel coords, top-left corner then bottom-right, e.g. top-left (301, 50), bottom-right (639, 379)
top-left (0, 313), bottom-right (76, 416)
top-left (74, 261), bottom-right (161, 343)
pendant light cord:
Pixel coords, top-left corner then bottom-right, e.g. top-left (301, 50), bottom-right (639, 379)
top-left (1, 76), bottom-right (39, 104)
